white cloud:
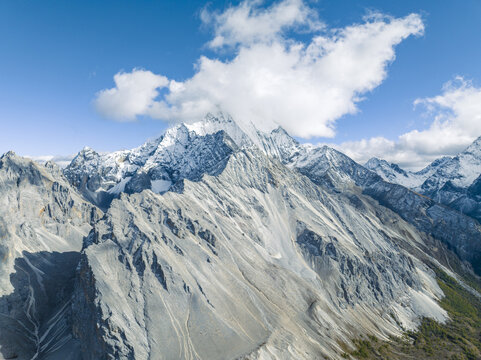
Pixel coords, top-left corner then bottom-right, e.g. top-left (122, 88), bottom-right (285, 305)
top-left (95, 69), bottom-right (168, 121)
top-left (26, 154), bottom-right (74, 168)
top-left (94, 0), bottom-right (424, 138)
top-left (336, 77), bottom-right (481, 170)
top-left (201, 0), bottom-right (323, 48)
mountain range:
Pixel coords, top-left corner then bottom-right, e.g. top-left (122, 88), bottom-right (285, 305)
top-left (1, 113), bottom-right (481, 359)
top-left (366, 137), bottom-right (481, 223)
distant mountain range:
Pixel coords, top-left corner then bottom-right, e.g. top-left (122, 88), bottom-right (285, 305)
top-left (366, 136), bottom-right (481, 222)
top-left (1, 113), bottom-right (481, 359)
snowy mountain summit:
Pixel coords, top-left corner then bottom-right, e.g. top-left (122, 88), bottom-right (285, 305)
top-left (64, 112), bottom-right (301, 207)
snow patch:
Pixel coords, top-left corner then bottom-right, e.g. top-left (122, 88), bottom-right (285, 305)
top-left (151, 180), bottom-right (172, 194)
top-left (107, 177), bottom-right (132, 194)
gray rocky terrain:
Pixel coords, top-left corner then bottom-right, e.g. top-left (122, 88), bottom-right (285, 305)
top-left (73, 148), bottom-right (447, 359)
top-left (1, 114), bottom-right (481, 359)
top-left (0, 152), bottom-right (100, 359)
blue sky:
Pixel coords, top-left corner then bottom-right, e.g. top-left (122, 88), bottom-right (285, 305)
top-left (1, 0), bottom-right (481, 168)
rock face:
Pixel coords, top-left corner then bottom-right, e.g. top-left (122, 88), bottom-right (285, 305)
top-left (72, 149), bottom-right (446, 360)
top-left (291, 146), bottom-right (481, 274)
top-left (2, 113), bottom-right (481, 359)
top-left (366, 137), bottom-right (481, 224)
top-left (0, 151), bottom-right (100, 360)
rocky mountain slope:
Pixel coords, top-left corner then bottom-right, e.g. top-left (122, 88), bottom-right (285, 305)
top-left (2, 113), bottom-right (481, 359)
top-left (292, 145), bottom-right (481, 274)
top-left (73, 148), bottom-right (447, 360)
top-left (366, 137), bottom-right (481, 223)
top-left (0, 152), bottom-right (100, 360)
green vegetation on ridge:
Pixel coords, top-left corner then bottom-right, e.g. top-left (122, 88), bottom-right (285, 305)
top-left (344, 268), bottom-right (481, 359)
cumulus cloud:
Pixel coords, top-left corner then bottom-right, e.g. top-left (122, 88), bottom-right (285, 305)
top-left (94, 0), bottom-right (424, 138)
top-left (95, 70), bottom-right (168, 121)
top-left (201, 0), bottom-right (323, 48)
top-left (336, 77), bottom-right (481, 170)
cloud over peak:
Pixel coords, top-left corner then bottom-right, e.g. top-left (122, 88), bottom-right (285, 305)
top-left (94, 0), bottom-right (424, 138)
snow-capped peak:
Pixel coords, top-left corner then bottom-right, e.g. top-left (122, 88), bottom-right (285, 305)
top-left (64, 112), bottom-right (309, 207)
top-left (178, 112), bottom-right (303, 162)
top-left (464, 135), bottom-right (481, 156)
top-left (184, 112), bottom-right (251, 147)
top-left (364, 157), bottom-right (411, 183)
top-left (416, 136), bottom-right (481, 193)
top-left (78, 146), bottom-right (98, 157)
top-left (0, 150), bottom-right (18, 160)
top-left (365, 157), bottom-right (406, 174)
top-left (269, 126), bottom-right (299, 149)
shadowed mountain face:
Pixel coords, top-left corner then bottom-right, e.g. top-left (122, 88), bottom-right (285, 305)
top-left (0, 251), bottom-right (81, 360)
top-left (0, 152), bottom-right (100, 359)
top-left (2, 114), bottom-right (481, 359)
